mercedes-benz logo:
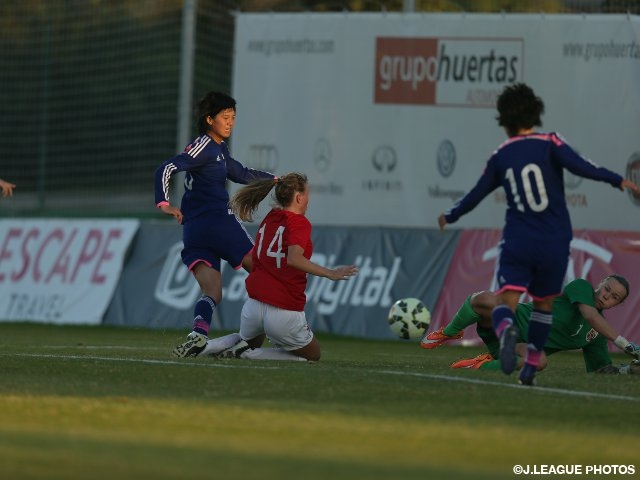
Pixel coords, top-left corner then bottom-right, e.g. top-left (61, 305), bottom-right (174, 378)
top-left (436, 140), bottom-right (456, 178)
top-left (314, 138), bottom-right (331, 173)
top-left (372, 145), bottom-right (397, 172)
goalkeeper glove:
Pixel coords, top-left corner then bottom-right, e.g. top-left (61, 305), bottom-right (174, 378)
top-left (618, 360), bottom-right (640, 375)
top-left (624, 342), bottom-right (640, 359)
top-left (614, 336), bottom-right (640, 358)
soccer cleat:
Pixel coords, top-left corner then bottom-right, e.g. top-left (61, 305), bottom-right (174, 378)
top-left (215, 339), bottom-right (251, 359)
top-left (450, 353), bottom-right (494, 369)
top-left (172, 331), bottom-right (208, 358)
top-left (518, 363), bottom-right (537, 386)
top-left (498, 324), bottom-right (519, 375)
top-left (420, 326), bottom-right (464, 349)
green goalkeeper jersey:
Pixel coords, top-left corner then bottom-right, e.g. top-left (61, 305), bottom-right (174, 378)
top-left (514, 278), bottom-right (611, 372)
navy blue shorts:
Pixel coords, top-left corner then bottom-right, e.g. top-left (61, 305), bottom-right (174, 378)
top-left (181, 210), bottom-right (254, 271)
top-left (496, 237), bottom-right (570, 300)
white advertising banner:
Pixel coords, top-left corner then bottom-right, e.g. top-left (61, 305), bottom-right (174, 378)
top-left (0, 219), bottom-right (140, 324)
top-left (232, 13), bottom-right (640, 229)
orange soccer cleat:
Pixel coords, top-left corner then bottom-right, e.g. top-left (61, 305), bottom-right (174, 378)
top-left (450, 353), bottom-right (494, 369)
top-left (420, 326), bottom-right (464, 349)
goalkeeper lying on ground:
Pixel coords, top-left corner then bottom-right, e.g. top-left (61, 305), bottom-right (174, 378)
top-left (421, 275), bottom-right (640, 374)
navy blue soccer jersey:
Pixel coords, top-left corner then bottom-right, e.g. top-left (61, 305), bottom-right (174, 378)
top-left (444, 132), bottom-right (623, 241)
top-left (154, 135), bottom-right (274, 221)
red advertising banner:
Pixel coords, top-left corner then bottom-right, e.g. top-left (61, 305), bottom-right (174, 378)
top-left (432, 229), bottom-right (640, 350)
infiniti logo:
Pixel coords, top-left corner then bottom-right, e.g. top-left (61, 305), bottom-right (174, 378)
top-left (248, 145), bottom-right (279, 172)
top-left (372, 145), bottom-right (397, 172)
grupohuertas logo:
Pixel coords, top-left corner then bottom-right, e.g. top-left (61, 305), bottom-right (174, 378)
top-left (374, 36), bottom-right (523, 107)
top-left (482, 238), bottom-right (613, 295)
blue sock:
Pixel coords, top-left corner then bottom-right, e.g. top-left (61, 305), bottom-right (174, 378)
top-left (192, 295), bottom-right (216, 335)
top-left (523, 310), bottom-right (552, 370)
top-left (527, 310), bottom-right (552, 353)
top-left (492, 304), bottom-right (514, 337)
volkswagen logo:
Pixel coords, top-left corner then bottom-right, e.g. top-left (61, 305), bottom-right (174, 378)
top-left (248, 145), bottom-right (279, 172)
top-left (372, 145), bottom-right (397, 172)
top-left (436, 140), bottom-right (456, 178)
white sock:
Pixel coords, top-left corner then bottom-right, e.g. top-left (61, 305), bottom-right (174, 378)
top-left (201, 333), bottom-right (242, 356)
top-left (240, 347), bottom-right (307, 362)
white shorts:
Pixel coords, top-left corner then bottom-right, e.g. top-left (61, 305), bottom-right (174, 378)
top-left (240, 298), bottom-right (313, 351)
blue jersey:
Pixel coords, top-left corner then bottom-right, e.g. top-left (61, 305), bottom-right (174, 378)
top-left (154, 135), bottom-right (274, 221)
top-left (444, 132), bottom-right (623, 242)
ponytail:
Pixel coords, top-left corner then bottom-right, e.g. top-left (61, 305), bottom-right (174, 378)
top-left (229, 178), bottom-right (277, 222)
top-left (229, 172), bottom-right (308, 222)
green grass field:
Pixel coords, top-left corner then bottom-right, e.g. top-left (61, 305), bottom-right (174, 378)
top-left (1, 323), bottom-right (638, 480)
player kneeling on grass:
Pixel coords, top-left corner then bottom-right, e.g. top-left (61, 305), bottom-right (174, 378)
top-left (197, 173), bottom-right (357, 361)
top-left (421, 275), bottom-right (640, 374)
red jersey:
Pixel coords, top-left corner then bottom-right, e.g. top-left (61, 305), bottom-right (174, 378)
top-left (245, 208), bottom-right (312, 311)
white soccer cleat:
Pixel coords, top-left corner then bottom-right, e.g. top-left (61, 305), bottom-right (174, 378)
top-left (215, 339), bottom-right (251, 359)
top-left (172, 331), bottom-right (208, 358)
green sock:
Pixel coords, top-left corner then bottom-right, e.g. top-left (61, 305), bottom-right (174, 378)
top-left (443, 296), bottom-right (480, 337)
top-left (476, 325), bottom-right (500, 358)
top-left (478, 359), bottom-right (501, 370)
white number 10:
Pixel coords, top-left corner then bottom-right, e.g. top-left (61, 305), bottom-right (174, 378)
top-left (505, 164), bottom-right (549, 213)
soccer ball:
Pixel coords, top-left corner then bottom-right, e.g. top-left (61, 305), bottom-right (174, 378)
top-left (388, 298), bottom-right (431, 340)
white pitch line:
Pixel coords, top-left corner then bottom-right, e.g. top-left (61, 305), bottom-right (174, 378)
top-left (7, 353), bottom-right (283, 370)
top-left (39, 345), bottom-right (163, 351)
top-left (378, 370), bottom-right (640, 402)
top-left (3, 352), bottom-right (638, 403)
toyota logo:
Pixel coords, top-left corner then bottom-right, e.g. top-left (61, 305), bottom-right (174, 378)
top-left (248, 145), bottom-right (279, 172)
top-left (627, 152), bottom-right (640, 205)
top-left (372, 145), bottom-right (397, 172)
top-left (564, 171), bottom-right (583, 190)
